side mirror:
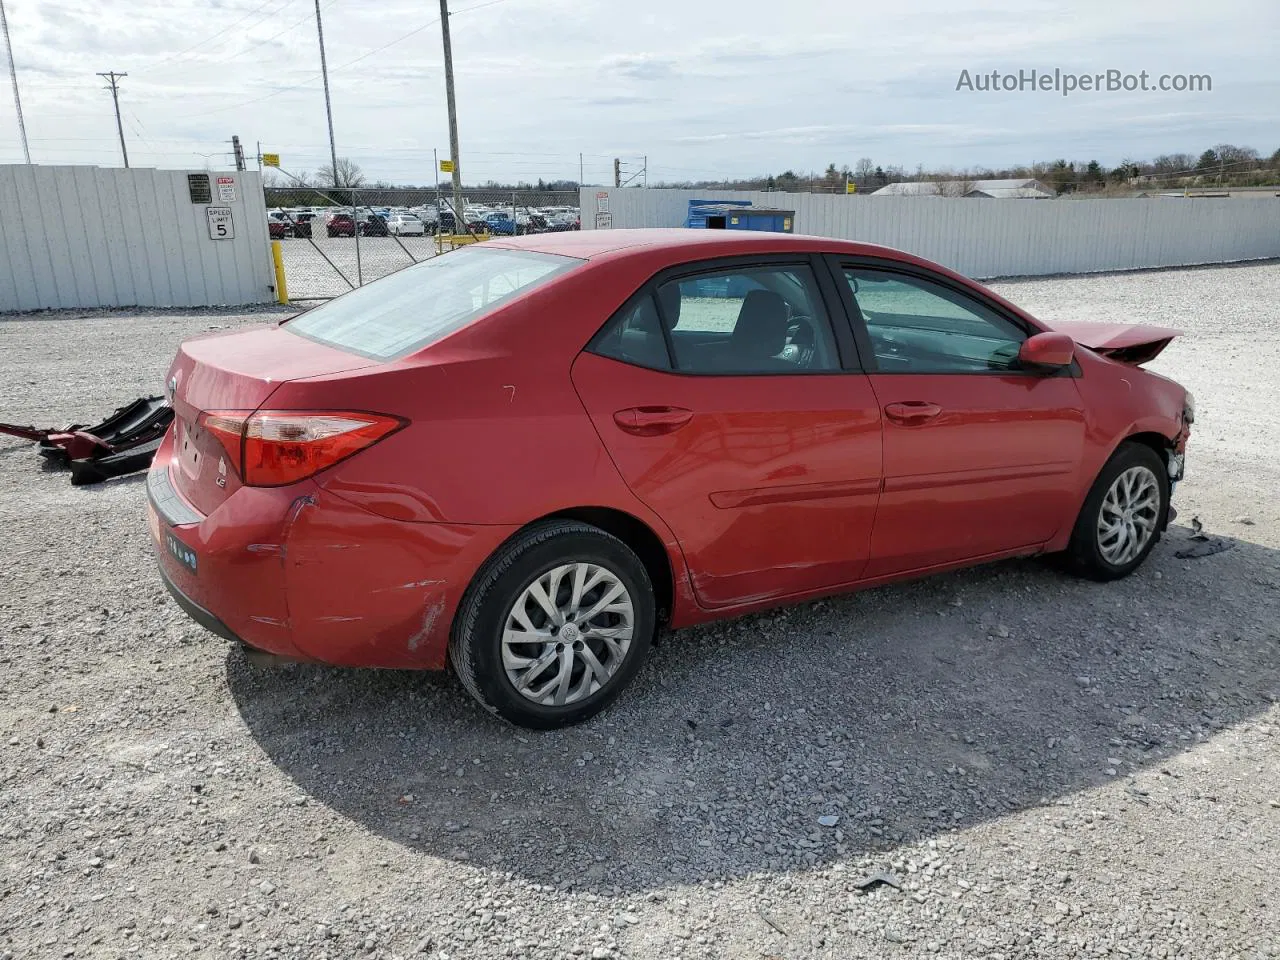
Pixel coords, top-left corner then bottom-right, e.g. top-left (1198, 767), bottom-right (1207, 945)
top-left (1018, 332), bottom-right (1075, 370)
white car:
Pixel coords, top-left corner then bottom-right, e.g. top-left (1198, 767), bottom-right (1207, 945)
top-left (387, 214), bottom-right (426, 236)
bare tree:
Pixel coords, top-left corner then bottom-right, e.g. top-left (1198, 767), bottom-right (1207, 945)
top-left (936, 178), bottom-right (976, 197)
top-left (1214, 143), bottom-right (1259, 166)
top-left (854, 157), bottom-right (874, 186)
top-left (317, 157), bottom-right (366, 188)
top-left (264, 169), bottom-right (312, 188)
top-left (1152, 153), bottom-right (1195, 175)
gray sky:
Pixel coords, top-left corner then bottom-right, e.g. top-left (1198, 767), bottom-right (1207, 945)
top-left (1, 0), bottom-right (1277, 184)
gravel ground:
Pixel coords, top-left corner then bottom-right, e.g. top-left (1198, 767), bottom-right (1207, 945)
top-left (2, 262), bottom-right (1279, 960)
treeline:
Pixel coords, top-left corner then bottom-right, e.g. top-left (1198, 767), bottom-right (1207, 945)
top-left (657, 144), bottom-right (1280, 194)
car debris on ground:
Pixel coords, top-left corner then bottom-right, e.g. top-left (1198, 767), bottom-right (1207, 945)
top-left (0, 395), bottom-right (172, 485)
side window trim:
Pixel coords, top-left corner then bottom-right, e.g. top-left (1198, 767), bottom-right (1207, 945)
top-left (805, 252), bottom-right (861, 371)
top-left (825, 256), bottom-right (1049, 377)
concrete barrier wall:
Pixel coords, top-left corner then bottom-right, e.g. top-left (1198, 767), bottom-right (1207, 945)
top-left (0, 165), bottom-right (274, 311)
top-left (580, 187), bottom-right (1280, 278)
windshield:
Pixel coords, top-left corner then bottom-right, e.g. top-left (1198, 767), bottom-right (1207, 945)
top-left (285, 247), bottom-right (581, 360)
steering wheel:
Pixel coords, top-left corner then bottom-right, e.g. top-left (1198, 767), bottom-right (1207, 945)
top-left (785, 315), bottom-right (819, 367)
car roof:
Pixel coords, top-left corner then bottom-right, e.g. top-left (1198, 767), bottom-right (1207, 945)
top-left (486, 228), bottom-right (907, 262)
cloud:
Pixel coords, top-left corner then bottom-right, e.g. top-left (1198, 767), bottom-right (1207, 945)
top-left (0, 0), bottom-right (1274, 182)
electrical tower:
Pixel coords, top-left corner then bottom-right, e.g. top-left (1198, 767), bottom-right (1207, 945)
top-left (97, 71), bottom-right (129, 168)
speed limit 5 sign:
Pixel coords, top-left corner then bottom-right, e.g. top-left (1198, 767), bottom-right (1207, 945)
top-left (206, 206), bottom-right (234, 240)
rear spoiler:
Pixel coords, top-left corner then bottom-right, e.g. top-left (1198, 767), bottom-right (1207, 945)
top-left (1048, 321), bottom-right (1180, 366)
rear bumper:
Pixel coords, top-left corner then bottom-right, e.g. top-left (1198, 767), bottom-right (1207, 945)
top-left (148, 435), bottom-right (517, 669)
top-left (157, 563), bottom-right (242, 646)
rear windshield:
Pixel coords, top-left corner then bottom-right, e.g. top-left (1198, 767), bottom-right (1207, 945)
top-left (285, 247), bottom-right (580, 360)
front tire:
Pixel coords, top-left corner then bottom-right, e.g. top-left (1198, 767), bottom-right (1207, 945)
top-left (449, 521), bottom-right (655, 728)
top-left (1061, 441), bottom-right (1169, 581)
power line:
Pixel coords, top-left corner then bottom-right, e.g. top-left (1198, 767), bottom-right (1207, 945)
top-left (135, 0), bottom-right (297, 74)
top-left (178, 0), bottom-right (339, 77)
top-left (195, 0), bottom-right (519, 116)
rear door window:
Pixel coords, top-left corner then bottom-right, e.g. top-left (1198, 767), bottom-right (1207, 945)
top-left (286, 247), bottom-right (579, 359)
top-left (657, 264), bottom-right (841, 374)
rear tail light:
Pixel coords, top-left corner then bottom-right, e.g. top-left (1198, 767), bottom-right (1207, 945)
top-left (198, 410), bottom-right (405, 487)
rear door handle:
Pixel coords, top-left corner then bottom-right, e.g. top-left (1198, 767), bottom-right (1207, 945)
top-left (613, 406), bottom-right (694, 436)
top-left (884, 401), bottom-right (942, 425)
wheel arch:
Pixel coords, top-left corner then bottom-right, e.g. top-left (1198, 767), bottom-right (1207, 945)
top-left (450, 505), bottom-right (680, 637)
top-left (537, 506), bottom-right (675, 626)
top-left (1121, 429), bottom-right (1176, 462)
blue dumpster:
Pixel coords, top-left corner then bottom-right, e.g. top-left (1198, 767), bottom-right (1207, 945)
top-left (685, 200), bottom-right (794, 233)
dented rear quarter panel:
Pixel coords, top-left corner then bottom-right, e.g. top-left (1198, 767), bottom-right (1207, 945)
top-left (280, 488), bottom-right (518, 669)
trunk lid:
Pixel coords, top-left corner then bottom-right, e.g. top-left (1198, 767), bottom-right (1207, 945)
top-left (1049, 321), bottom-right (1181, 365)
top-left (166, 325), bottom-right (378, 516)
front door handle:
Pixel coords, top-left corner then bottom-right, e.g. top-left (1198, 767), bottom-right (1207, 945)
top-left (613, 406), bottom-right (694, 436)
top-left (884, 401), bottom-right (942, 425)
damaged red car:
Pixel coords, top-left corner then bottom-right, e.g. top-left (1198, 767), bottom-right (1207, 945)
top-left (148, 230), bottom-right (1193, 728)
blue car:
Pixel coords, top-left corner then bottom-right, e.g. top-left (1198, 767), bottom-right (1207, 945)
top-left (482, 213), bottom-right (518, 236)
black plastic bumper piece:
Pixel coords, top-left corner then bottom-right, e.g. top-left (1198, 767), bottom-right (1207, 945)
top-left (70, 436), bottom-right (163, 486)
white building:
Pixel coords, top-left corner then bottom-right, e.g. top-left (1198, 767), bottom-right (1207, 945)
top-left (871, 178), bottom-right (1055, 199)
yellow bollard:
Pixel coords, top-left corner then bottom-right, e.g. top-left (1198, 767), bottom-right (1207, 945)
top-left (271, 239), bottom-right (289, 304)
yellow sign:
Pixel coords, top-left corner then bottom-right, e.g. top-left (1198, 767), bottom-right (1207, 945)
top-left (439, 159), bottom-right (455, 173)
top-left (846, 181), bottom-right (857, 194)
top-left (261, 153), bottom-right (280, 167)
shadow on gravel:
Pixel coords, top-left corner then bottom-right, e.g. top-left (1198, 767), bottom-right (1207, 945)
top-left (228, 522), bottom-right (1280, 893)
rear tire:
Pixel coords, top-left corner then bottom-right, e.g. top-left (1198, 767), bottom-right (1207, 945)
top-left (449, 521), bottom-right (655, 729)
top-left (1060, 441), bottom-right (1169, 581)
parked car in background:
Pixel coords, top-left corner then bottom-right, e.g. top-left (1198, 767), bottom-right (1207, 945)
top-left (288, 211), bottom-right (315, 239)
top-left (150, 229), bottom-right (1191, 729)
top-left (388, 214), bottom-right (426, 236)
top-left (325, 213), bottom-right (355, 238)
top-left (410, 206), bottom-right (439, 230)
top-left (537, 210), bottom-right (579, 232)
top-left (360, 214), bottom-right (390, 237)
top-left (482, 212), bottom-right (518, 236)
top-left (267, 210), bottom-right (293, 238)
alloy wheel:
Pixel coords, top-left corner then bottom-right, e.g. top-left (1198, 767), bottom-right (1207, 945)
top-left (501, 562), bottom-right (635, 707)
top-left (1096, 465), bottom-right (1161, 565)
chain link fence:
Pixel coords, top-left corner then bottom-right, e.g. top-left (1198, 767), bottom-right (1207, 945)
top-left (263, 186), bottom-right (581, 300)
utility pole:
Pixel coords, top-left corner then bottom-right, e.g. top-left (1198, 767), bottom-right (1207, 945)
top-left (0, 0), bottom-right (29, 163)
top-left (613, 157), bottom-right (620, 188)
top-left (312, 0), bottom-right (339, 188)
top-left (231, 134), bottom-right (246, 172)
top-left (578, 152), bottom-right (583, 187)
top-left (97, 71), bottom-right (129, 168)
top-left (439, 0), bottom-right (464, 233)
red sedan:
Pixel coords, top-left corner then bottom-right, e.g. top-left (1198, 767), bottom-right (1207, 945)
top-left (149, 230), bottom-right (1192, 728)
